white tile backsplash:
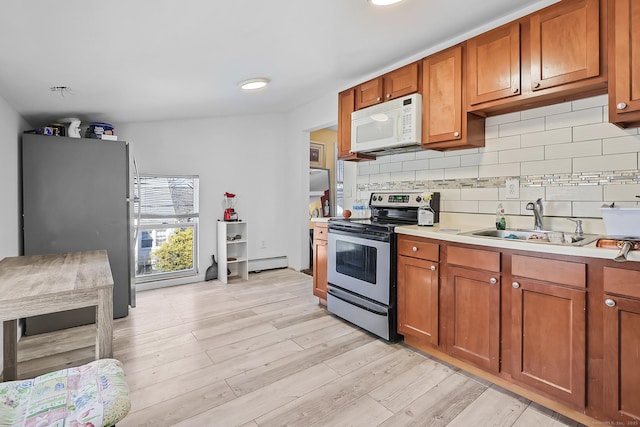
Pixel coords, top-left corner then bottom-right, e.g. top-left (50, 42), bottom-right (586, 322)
top-left (545, 107), bottom-right (603, 130)
top-left (521, 158), bottom-right (572, 175)
top-left (520, 101), bottom-right (572, 120)
top-left (573, 122), bottom-right (638, 141)
top-left (460, 151), bottom-right (499, 167)
top-left (444, 166), bottom-right (478, 180)
top-left (461, 188), bottom-right (499, 200)
top-left (602, 135), bottom-right (640, 154)
top-left (499, 117), bottom-right (545, 137)
top-left (545, 140), bottom-right (602, 160)
top-left (573, 153), bottom-right (637, 172)
top-left (479, 162), bottom-right (520, 178)
top-left (430, 155), bottom-right (460, 169)
top-left (498, 146), bottom-right (545, 164)
top-left (521, 128), bottom-right (573, 147)
top-left (604, 184), bottom-right (640, 201)
top-left (379, 161), bottom-right (403, 173)
top-left (389, 171), bottom-right (416, 182)
top-left (572, 94), bottom-right (608, 110)
top-left (483, 135), bottom-right (521, 152)
top-left (401, 159), bottom-right (429, 171)
top-left (355, 95), bottom-right (640, 218)
top-left (545, 185), bottom-right (602, 201)
top-left (415, 168), bottom-right (444, 181)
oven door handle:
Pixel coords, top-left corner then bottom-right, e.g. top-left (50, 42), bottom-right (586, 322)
top-left (327, 288), bottom-right (388, 316)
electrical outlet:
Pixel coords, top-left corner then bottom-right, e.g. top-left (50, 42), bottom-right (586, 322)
top-left (506, 179), bottom-right (520, 199)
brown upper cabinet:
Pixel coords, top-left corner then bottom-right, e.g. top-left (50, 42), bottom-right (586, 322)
top-left (355, 62), bottom-right (420, 110)
top-left (467, 0), bottom-right (606, 115)
top-left (530, 0), bottom-right (601, 91)
top-left (467, 22), bottom-right (522, 107)
top-left (609, 0), bottom-right (640, 128)
top-left (422, 44), bottom-right (485, 151)
top-left (337, 88), bottom-right (375, 161)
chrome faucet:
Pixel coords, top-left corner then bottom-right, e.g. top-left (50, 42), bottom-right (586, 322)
top-left (526, 198), bottom-right (544, 230)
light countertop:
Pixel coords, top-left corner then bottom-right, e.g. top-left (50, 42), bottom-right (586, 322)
top-left (396, 223), bottom-right (640, 263)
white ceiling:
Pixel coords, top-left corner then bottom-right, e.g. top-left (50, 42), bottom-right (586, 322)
top-left (0, 0), bottom-right (558, 126)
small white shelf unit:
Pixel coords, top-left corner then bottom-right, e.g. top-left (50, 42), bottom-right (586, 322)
top-left (217, 220), bottom-right (248, 283)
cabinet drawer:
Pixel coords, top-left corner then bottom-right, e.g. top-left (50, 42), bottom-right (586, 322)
top-left (398, 236), bottom-right (439, 261)
top-left (313, 223), bottom-right (328, 241)
top-left (512, 255), bottom-right (585, 288)
top-left (447, 245), bottom-right (500, 272)
top-left (604, 267), bottom-right (640, 299)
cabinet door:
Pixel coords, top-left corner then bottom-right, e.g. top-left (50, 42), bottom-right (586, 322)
top-left (338, 89), bottom-right (355, 158)
top-left (355, 77), bottom-right (384, 110)
top-left (530, 0), bottom-right (600, 92)
top-left (313, 239), bottom-right (327, 300)
top-left (603, 294), bottom-right (640, 422)
top-left (446, 266), bottom-right (500, 372)
top-left (422, 46), bottom-right (462, 144)
top-left (511, 279), bottom-right (586, 408)
top-left (422, 45), bottom-right (486, 151)
top-left (383, 62), bottom-right (419, 102)
top-left (609, 0), bottom-right (640, 127)
top-left (467, 22), bottom-right (521, 107)
top-left (397, 255), bottom-right (439, 346)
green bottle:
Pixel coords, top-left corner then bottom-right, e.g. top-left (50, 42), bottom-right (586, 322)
top-left (496, 204), bottom-right (506, 230)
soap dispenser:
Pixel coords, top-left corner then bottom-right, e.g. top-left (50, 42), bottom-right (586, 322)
top-left (418, 193), bottom-right (435, 226)
top-left (496, 203), bottom-right (506, 230)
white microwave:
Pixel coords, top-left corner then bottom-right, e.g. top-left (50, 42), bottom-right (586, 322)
top-left (351, 93), bottom-right (422, 155)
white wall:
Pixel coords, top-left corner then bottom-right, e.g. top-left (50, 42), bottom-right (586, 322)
top-left (355, 94), bottom-right (640, 233)
top-left (117, 113), bottom-right (295, 280)
top-left (282, 91), bottom-right (339, 271)
top-left (0, 93), bottom-right (31, 376)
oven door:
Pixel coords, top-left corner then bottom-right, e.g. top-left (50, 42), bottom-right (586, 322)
top-left (327, 229), bottom-right (390, 305)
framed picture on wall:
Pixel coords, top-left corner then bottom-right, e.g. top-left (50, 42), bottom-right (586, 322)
top-left (310, 142), bottom-right (325, 168)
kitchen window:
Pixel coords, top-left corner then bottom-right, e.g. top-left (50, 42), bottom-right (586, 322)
top-left (134, 174), bottom-right (199, 282)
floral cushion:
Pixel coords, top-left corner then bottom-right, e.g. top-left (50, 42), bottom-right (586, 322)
top-left (0, 358), bottom-right (130, 427)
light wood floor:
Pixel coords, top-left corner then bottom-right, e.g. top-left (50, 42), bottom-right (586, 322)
top-left (13, 268), bottom-right (586, 427)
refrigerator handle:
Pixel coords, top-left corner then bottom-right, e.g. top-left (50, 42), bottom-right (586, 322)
top-left (129, 153), bottom-right (141, 308)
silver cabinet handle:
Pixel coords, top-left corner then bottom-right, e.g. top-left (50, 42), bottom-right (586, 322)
top-left (605, 298), bottom-right (616, 307)
top-left (376, 96), bottom-right (382, 102)
top-left (386, 93), bottom-right (392, 99)
top-left (490, 277), bottom-right (497, 284)
top-left (532, 81), bottom-right (540, 88)
top-left (412, 246), bottom-right (418, 252)
top-left (512, 282), bottom-right (520, 289)
top-left (453, 131), bottom-right (460, 137)
top-left (617, 102), bottom-right (627, 110)
top-left (512, 87), bottom-right (519, 94)
top-left (430, 265), bottom-right (436, 271)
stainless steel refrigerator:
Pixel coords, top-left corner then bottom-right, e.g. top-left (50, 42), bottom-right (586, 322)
top-left (21, 134), bottom-right (134, 335)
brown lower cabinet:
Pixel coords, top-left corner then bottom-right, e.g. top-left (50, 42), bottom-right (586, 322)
top-left (312, 222), bottom-right (328, 304)
top-left (446, 245), bottom-right (501, 373)
top-left (397, 236), bottom-right (440, 347)
top-left (511, 255), bottom-right (587, 409)
top-left (396, 235), bottom-right (640, 424)
top-left (603, 266), bottom-right (640, 421)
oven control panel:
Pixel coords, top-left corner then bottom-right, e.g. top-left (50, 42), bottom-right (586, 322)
top-left (369, 192), bottom-right (423, 208)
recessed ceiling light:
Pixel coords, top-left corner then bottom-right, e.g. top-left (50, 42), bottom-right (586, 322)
top-left (239, 78), bottom-right (270, 91)
top-left (369, 0), bottom-right (405, 6)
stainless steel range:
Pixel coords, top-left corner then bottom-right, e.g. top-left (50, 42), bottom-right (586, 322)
top-left (327, 191), bottom-right (440, 341)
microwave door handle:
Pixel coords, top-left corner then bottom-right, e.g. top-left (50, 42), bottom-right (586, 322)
top-left (396, 110), bottom-right (403, 142)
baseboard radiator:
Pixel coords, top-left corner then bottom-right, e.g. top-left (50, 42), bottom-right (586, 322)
top-left (249, 256), bottom-right (288, 272)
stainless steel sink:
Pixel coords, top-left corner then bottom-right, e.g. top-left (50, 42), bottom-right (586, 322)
top-left (460, 228), bottom-right (600, 246)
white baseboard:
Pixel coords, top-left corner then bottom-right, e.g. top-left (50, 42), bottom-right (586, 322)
top-left (249, 256), bottom-right (288, 272)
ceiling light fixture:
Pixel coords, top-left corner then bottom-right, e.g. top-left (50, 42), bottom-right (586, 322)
top-left (50, 86), bottom-right (73, 97)
top-left (368, 0), bottom-right (405, 6)
top-left (239, 78), bottom-right (270, 91)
